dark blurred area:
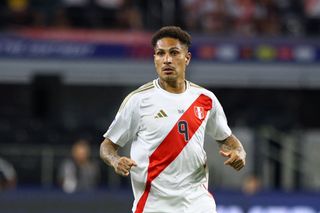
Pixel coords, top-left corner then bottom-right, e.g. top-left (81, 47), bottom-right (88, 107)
top-left (0, 0), bottom-right (319, 36)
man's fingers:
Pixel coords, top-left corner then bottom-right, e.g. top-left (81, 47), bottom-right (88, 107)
top-left (119, 158), bottom-right (136, 166)
top-left (122, 171), bottom-right (130, 176)
top-left (117, 167), bottom-right (130, 176)
top-left (224, 157), bottom-right (235, 165)
top-left (131, 160), bottom-right (137, 167)
top-left (224, 153), bottom-right (238, 165)
top-left (234, 162), bottom-right (244, 171)
top-left (220, 150), bottom-right (230, 157)
top-left (228, 159), bottom-right (245, 171)
top-left (221, 149), bottom-right (245, 171)
top-left (115, 157), bottom-right (137, 176)
top-left (126, 159), bottom-right (137, 167)
top-left (232, 160), bottom-right (244, 170)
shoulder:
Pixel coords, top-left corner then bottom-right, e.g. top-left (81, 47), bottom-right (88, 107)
top-left (118, 81), bottom-right (155, 112)
top-left (137, 81), bottom-right (155, 92)
top-left (189, 81), bottom-right (216, 99)
top-left (189, 81), bottom-right (203, 89)
top-left (188, 81), bottom-right (220, 107)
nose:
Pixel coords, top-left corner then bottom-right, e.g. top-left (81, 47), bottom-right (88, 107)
top-left (164, 53), bottom-right (172, 64)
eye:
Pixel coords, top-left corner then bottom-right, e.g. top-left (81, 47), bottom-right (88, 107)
top-left (170, 50), bottom-right (179, 56)
top-left (156, 51), bottom-right (164, 56)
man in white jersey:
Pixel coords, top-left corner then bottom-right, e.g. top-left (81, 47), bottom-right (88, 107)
top-left (100, 26), bottom-right (246, 213)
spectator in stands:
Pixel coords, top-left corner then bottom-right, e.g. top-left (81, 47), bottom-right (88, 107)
top-left (57, 0), bottom-right (92, 28)
top-left (138, 0), bottom-right (185, 30)
top-left (181, 0), bottom-right (201, 31)
top-left (255, 0), bottom-right (281, 36)
top-left (0, 157), bottom-right (17, 191)
top-left (182, 0), bottom-right (228, 34)
top-left (117, 0), bottom-right (143, 30)
top-left (30, 0), bottom-right (58, 27)
top-left (199, 0), bottom-right (228, 34)
top-left (6, 0), bottom-right (34, 28)
top-left (58, 139), bottom-right (100, 193)
top-left (304, 0), bottom-right (320, 35)
top-left (242, 174), bottom-right (262, 195)
top-left (225, 0), bottom-right (260, 36)
top-left (0, 2), bottom-right (8, 29)
top-left (92, 0), bottom-right (124, 28)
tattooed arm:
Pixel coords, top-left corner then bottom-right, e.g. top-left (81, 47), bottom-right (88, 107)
top-left (217, 134), bottom-right (246, 171)
top-left (100, 138), bottom-right (137, 176)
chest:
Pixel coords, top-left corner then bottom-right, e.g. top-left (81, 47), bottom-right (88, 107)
top-left (139, 96), bottom-right (189, 131)
top-left (137, 93), bottom-right (212, 141)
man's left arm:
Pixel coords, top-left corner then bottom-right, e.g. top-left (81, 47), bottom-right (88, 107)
top-left (217, 134), bottom-right (246, 171)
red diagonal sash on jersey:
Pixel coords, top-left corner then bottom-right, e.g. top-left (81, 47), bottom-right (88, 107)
top-left (134, 94), bottom-right (212, 213)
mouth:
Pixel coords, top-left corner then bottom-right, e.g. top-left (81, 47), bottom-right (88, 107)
top-left (162, 67), bottom-right (175, 74)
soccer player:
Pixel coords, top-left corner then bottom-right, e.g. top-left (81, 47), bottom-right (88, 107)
top-left (100, 26), bottom-right (246, 213)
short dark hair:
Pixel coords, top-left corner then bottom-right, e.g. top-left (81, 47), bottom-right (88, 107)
top-left (151, 26), bottom-right (192, 49)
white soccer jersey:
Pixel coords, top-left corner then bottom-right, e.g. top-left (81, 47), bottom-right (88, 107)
top-left (104, 79), bottom-right (231, 213)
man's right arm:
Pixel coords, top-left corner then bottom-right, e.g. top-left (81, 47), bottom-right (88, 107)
top-left (100, 138), bottom-right (137, 176)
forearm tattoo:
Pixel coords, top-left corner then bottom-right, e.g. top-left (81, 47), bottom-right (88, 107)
top-left (100, 141), bottom-right (120, 167)
top-left (218, 135), bottom-right (244, 153)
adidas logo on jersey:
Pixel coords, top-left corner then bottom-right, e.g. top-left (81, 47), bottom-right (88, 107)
top-left (178, 109), bottom-right (185, 114)
top-left (154, 109), bottom-right (168, 118)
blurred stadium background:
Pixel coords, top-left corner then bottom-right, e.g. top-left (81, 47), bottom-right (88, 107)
top-left (0, 0), bottom-right (320, 212)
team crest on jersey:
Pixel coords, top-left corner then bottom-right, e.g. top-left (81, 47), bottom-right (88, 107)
top-left (194, 106), bottom-right (205, 120)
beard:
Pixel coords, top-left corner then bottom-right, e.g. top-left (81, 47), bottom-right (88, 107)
top-left (162, 75), bottom-right (176, 82)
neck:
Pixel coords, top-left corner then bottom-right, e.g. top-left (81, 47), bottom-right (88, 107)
top-left (158, 79), bottom-right (186, 94)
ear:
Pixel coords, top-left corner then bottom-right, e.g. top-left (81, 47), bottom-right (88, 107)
top-left (185, 52), bottom-right (191, 66)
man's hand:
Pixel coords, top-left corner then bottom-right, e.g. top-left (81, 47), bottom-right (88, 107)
top-left (112, 157), bottom-right (137, 176)
top-left (100, 138), bottom-right (137, 177)
top-left (218, 134), bottom-right (246, 171)
top-left (220, 149), bottom-right (245, 171)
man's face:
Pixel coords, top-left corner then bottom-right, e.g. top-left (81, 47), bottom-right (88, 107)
top-left (154, 37), bottom-right (191, 83)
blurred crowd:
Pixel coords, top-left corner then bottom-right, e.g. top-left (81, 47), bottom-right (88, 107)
top-left (0, 0), bottom-right (320, 36)
top-left (58, 139), bottom-right (100, 193)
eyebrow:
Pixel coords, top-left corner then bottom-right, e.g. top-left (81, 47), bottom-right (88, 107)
top-left (155, 47), bottom-right (182, 51)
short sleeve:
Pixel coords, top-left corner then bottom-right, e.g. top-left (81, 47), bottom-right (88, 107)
top-left (103, 94), bottom-right (140, 147)
top-left (206, 95), bottom-right (231, 141)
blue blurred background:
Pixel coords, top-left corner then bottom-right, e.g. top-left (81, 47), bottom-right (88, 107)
top-left (0, 0), bottom-right (320, 212)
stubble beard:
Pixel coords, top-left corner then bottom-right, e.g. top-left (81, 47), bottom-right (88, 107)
top-left (160, 73), bottom-right (178, 85)
top-left (160, 73), bottom-right (186, 89)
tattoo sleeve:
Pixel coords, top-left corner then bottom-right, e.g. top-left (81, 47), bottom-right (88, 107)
top-left (100, 138), bottom-right (120, 167)
top-left (217, 134), bottom-right (246, 154)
